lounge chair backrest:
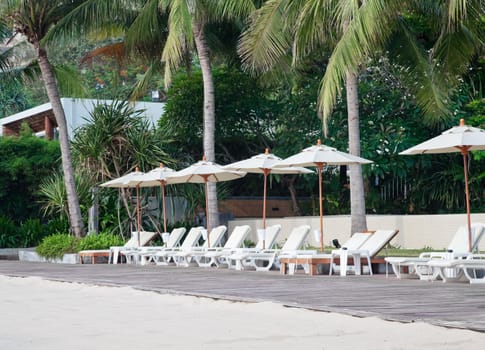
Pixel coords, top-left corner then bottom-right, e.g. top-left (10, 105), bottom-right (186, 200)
top-left (448, 223), bottom-right (485, 253)
top-left (281, 225), bottom-right (311, 251)
top-left (201, 225), bottom-right (227, 248)
top-left (126, 231), bottom-right (158, 248)
top-left (357, 229), bottom-right (398, 257)
top-left (224, 225), bottom-right (251, 249)
top-left (255, 225), bottom-right (282, 249)
top-left (342, 232), bottom-right (372, 250)
top-left (166, 227), bottom-right (187, 248)
top-left (180, 227), bottom-right (204, 250)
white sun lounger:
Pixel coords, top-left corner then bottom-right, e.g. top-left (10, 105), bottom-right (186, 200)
top-left (152, 226), bottom-right (205, 265)
top-left (424, 254), bottom-right (485, 283)
top-left (227, 224), bottom-right (282, 270)
top-left (330, 229), bottom-right (399, 276)
top-left (79, 231), bottom-right (158, 264)
top-left (196, 225), bottom-right (251, 268)
top-left (385, 223), bottom-right (485, 280)
top-left (244, 225), bottom-right (312, 272)
top-left (123, 227), bottom-right (187, 265)
top-left (171, 225), bottom-right (227, 267)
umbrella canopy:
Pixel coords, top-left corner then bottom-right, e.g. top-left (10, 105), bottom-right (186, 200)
top-left (136, 163), bottom-right (177, 234)
top-left (224, 149), bottom-right (312, 248)
top-left (275, 140), bottom-right (373, 251)
top-left (100, 167), bottom-right (145, 246)
top-left (400, 118), bottom-right (485, 252)
top-left (170, 156), bottom-right (246, 246)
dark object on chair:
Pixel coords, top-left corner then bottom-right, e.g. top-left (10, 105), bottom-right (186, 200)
top-left (332, 239), bottom-right (341, 249)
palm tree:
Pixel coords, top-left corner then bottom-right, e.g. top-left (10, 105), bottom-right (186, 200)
top-left (239, 0), bottom-right (370, 233)
top-left (155, 0), bottom-right (257, 229)
top-left (239, 0), bottom-right (484, 234)
top-left (1, 0), bottom-right (86, 236)
top-left (49, 0), bottom-right (256, 230)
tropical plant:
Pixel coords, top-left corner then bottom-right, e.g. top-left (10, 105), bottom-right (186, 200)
top-left (238, 0), bottom-right (485, 233)
top-left (38, 169), bottom-right (95, 224)
top-left (45, 0), bottom-right (260, 230)
top-left (0, 129), bottom-right (61, 222)
top-left (36, 233), bottom-right (79, 259)
top-left (71, 100), bottom-right (172, 236)
top-left (0, 215), bottom-right (19, 248)
top-left (77, 232), bottom-right (124, 251)
top-left (1, 0), bottom-right (87, 236)
top-left (159, 67), bottom-right (279, 163)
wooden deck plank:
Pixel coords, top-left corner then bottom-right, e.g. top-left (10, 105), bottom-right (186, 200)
top-left (0, 261), bottom-right (484, 332)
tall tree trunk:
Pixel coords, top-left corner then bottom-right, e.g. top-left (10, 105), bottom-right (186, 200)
top-left (36, 46), bottom-right (85, 237)
top-left (346, 71), bottom-right (367, 234)
top-left (193, 21), bottom-right (219, 229)
top-left (282, 175), bottom-right (302, 216)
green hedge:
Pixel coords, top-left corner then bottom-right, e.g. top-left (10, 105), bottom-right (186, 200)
top-left (36, 234), bottom-right (79, 259)
top-left (36, 232), bottom-right (125, 259)
top-left (77, 232), bottom-right (124, 251)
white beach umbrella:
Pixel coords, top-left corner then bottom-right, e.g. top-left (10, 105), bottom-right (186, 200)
top-left (224, 148), bottom-right (312, 248)
top-left (136, 163), bottom-right (177, 234)
top-left (100, 167), bottom-right (145, 246)
top-left (400, 118), bottom-right (485, 251)
top-left (170, 156), bottom-right (246, 247)
top-left (275, 140), bottom-right (373, 251)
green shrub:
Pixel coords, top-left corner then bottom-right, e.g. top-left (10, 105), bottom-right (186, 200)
top-left (78, 232), bottom-right (125, 251)
top-left (44, 217), bottom-right (69, 235)
top-left (0, 215), bottom-right (20, 248)
top-left (18, 218), bottom-right (48, 247)
top-left (36, 234), bottom-right (79, 259)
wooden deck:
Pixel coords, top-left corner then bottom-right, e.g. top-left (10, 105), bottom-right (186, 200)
top-left (1, 261), bottom-right (484, 332)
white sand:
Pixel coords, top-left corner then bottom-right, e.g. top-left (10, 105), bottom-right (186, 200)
top-left (0, 275), bottom-right (483, 350)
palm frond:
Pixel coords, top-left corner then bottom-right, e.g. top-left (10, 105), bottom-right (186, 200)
top-left (160, 0), bottom-right (193, 87)
top-left (125, 0), bottom-right (168, 56)
top-left (293, 0), bottom-right (336, 66)
top-left (387, 19), bottom-right (450, 126)
top-left (238, 0), bottom-right (291, 73)
top-left (319, 0), bottom-right (402, 130)
top-left (43, 0), bottom-right (141, 45)
top-left (53, 64), bottom-right (86, 97)
top-left (130, 59), bottom-right (163, 100)
top-left (447, 0), bottom-right (469, 30)
top-left (205, 0), bottom-right (256, 21)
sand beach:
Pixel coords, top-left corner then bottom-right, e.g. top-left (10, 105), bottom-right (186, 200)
top-left (1, 275), bottom-right (484, 350)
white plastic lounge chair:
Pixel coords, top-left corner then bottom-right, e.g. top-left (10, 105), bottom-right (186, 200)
top-left (385, 223), bottom-right (485, 280)
top-left (123, 227), bottom-right (187, 265)
top-left (78, 231), bottom-right (158, 264)
top-left (456, 255), bottom-right (485, 284)
top-left (196, 225), bottom-right (251, 268)
top-left (330, 229), bottom-right (399, 276)
top-left (152, 226), bottom-right (205, 265)
top-left (227, 224), bottom-right (282, 270)
top-left (424, 254), bottom-right (485, 283)
top-left (244, 225), bottom-right (312, 272)
top-left (171, 225), bottom-right (227, 267)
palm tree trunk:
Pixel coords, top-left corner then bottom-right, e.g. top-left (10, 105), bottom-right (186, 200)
top-left (36, 46), bottom-right (85, 237)
top-left (346, 71), bottom-right (367, 234)
top-left (193, 20), bottom-right (219, 229)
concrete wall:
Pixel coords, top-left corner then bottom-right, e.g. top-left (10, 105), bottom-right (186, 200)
top-left (228, 213), bottom-right (485, 250)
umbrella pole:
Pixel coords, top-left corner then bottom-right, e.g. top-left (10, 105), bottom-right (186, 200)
top-left (262, 169), bottom-right (270, 249)
top-left (317, 163), bottom-right (324, 252)
top-left (136, 185), bottom-right (141, 247)
top-left (204, 179), bottom-right (210, 247)
top-left (462, 148), bottom-right (472, 252)
top-left (161, 181), bottom-right (167, 233)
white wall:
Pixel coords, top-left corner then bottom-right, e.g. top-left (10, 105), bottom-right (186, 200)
top-left (62, 98), bottom-right (165, 138)
top-left (228, 213), bottom-right (485, 250)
